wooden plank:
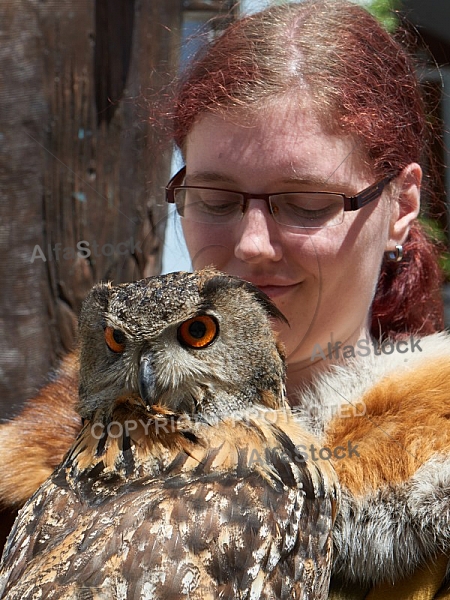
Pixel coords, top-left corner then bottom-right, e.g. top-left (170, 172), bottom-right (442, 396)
top-left (0, 0), bottom-right (183, 419)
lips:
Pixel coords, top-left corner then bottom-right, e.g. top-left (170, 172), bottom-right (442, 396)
top-left (238, 276), bottom-right (299, 299)
top-left (232, 272), bottom-right (301, 299)
top-left (257, 284), bottom-right (298, 299)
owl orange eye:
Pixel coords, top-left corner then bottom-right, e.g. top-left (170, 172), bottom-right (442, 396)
top-left (105, 326), bottom-right (126, 353)
top-left (178, 315), bottom-right (218, 349)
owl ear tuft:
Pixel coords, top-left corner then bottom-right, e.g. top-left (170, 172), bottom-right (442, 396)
top-left (201, 274), bottom-right (289, 326)
top-left (79, 282), bottom-right (112, 332)
top-left (88, 282), bottom-right (111, 310)
top-left (241, 282), bottom-right (289, 326)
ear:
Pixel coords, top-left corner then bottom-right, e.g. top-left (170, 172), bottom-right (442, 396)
top-left (386, 163), bottom-right (421, 251)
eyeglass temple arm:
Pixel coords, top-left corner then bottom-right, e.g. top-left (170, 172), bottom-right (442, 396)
top-left (166, 166), bottom-right (187, 203)
top-left (345, 174), bottom-right (396, 211)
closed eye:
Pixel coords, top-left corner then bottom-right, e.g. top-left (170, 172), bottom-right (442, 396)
top-left (272, 193), bottom-right (343, 226)
top-left (179, 189), bottom-right (243, 218)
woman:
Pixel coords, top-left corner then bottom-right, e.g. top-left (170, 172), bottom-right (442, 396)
top-left (164, 1), bottom-right (450, 597)
top-left (1, 0), bottom-right (450, 597)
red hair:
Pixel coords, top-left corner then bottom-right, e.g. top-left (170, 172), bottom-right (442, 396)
top-left (171, 0), bottom-right (444, 337)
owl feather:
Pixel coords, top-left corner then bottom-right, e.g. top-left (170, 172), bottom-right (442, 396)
top-left (0, 269), bottom-right (338, 599)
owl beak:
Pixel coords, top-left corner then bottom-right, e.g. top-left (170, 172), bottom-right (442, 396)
top-left (138, 354), bottom-right (155, 404)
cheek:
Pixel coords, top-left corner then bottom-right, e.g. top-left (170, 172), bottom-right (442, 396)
top-left (326, 199), bottom-right (391, 265)
top-left (314, 207), bottom-right (392, 326)
top-left (318, 212), bottom-right (389, 295)
top-left (182, 222), bottom-right (235, 270)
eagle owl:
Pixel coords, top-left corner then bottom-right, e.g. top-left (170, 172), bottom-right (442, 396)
top-left (0, 268), bottom-right (338, 599)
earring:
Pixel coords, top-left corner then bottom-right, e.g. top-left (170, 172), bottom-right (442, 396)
top-left (385, 244), bottom-right (403, 262)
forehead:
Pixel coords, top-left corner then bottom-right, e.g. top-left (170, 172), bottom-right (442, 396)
top-left (185, 97), bottom-right (371, 188)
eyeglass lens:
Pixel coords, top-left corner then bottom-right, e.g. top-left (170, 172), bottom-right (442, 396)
top-left (172, 188), bottom-right (345, 229)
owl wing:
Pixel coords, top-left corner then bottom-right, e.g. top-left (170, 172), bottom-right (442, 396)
top-left (0, 414), bottom-right (338, 600)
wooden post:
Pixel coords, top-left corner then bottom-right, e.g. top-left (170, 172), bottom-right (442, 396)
top-left (0, 0), bottom-right (183, 420)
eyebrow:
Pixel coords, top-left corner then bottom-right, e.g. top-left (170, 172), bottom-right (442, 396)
top-left (185, 171), bottom-right (353, 192)
top-left (185, 172), bottom-right (238, 185)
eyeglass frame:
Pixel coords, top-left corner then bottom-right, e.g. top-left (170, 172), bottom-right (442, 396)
top-left (165, 166), bottom-right (397, 227)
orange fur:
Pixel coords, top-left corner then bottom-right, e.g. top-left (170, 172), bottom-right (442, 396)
top-left (325, 357), bottom-right (450, 496)
top-left (0, 351), bottom-right (81, 507)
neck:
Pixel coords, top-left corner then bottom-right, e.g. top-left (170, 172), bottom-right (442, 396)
top-left (285, 325), bottom-right (372, 404)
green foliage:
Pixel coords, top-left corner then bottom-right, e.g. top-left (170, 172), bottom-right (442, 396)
top-left (365, 0), bottom-right (400, 32)
top-left (420, 216), bottom-right (450, 279)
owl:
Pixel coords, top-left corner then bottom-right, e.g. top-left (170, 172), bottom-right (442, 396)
top-left (0, 268), bottom-right (338, 599)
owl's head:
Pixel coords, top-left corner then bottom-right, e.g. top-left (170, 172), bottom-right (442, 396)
top-left (78, 268), bottom-right (288, 421)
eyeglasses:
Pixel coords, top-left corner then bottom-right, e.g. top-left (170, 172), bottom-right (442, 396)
top-left (165, 167), bottom-right (396, 229)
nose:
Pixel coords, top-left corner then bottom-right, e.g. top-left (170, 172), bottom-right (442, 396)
top-left (234, 199), bottom-right (283, 263)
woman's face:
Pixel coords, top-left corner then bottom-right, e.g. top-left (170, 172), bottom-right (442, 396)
top-left (181, 100), bottom-right (396, 381)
